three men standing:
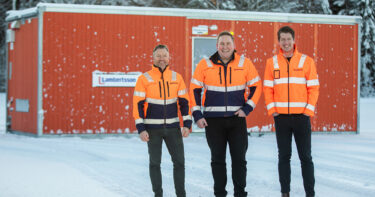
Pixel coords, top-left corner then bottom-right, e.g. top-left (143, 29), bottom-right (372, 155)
top-left (263, 26), bottom-right (319, 197)
top-left (190, 31), bottom-right (262, 197)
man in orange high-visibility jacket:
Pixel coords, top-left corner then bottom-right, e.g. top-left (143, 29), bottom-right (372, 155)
top-left (190, 31), bottom-right (262, 197)
top-left (263, 26), bottom-right (319, 197)
top-left (133, 44), bottom-right (192, 197)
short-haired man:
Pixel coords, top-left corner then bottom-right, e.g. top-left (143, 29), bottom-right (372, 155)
top-left (133, 44), bottom-right (192, 197)
top-left (263, 26), bottom-right (319, 197)
top-left (190, 31), bottom-right (262, 197)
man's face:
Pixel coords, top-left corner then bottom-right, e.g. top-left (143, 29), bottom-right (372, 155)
top-left (153, 48), bottom-right (169, 68)
top-left (217, 35), bottom-right (235, 61)
top-left (279, 32), bottom-right (295, 53)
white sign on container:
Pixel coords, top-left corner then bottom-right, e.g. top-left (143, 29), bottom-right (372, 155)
top-left (92, 71), bottom-right (141, 87)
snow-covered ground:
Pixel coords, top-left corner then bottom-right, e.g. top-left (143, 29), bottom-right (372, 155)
top-left (0, 93), bottom-right (374, 197)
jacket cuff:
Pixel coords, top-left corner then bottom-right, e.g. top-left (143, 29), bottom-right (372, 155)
top-left (136, 123), bottom-right (146, 134)
top-left (241, 104), bottom-right (253, 116)
top-left (267, 108), bottom-right (276, 116)
top-left (192, 111), bottom-right (204, 123)
top-left (183, 120), bottom-right (192, 129)
top-left (303, 108), bottom-right (315, 117)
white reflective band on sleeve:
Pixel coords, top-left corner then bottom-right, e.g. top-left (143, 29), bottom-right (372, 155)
top-left (273, 55), bottom-right (279, 69)
top-left (205, 84), bottom-right (246, 92)
top-left (238, 55), bottom-right (245, 67)
top-left (191, 106), bottom-right (201, 112)
top-left (172, 71), bottom-right (177, 81)
top-left (306, 104), bottom-right (315, 111)
top-left (298, 54), bottom-right (307, 68)
top-left (133, 91), bottom-right (146, 97)
top-left (144, 117), bottom-right (180, 124)
top-left (135, 118), bottom-right (144, 124)
top-left (267, 102), bottom-right (275, 110)
top-left (205, 58), bottom-right (213, 67)
top-left (264, 80), bottom-right (274, 87)
top-left (146, 98), bottom-right (177, 105)
top-left (274, 77), bottom-right (306, 85)
top-left (247, 100), bottom-right (256, 108)
top-left (204, 106), bottom-right (241, 112)
top-left (191, 78), bottom-right (204, 87)
top-left (183, 115), bottom-right (192, 121)
top-left (178, 89), bottom-right (187, 96)
top-left (143, 72), bottom-right (154, 82)
top-left (246, 76), bottom-right (260, 86)
top-left (307, 79), bottom-right (320, 86)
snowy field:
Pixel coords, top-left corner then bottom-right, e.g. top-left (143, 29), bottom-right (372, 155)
top-left (0, 93), bottom-right (374, 197)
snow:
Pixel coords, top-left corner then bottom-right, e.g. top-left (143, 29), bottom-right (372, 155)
top-left (0, 93), bottom-right (375, 196)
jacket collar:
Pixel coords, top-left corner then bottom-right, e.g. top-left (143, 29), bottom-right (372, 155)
top-left (152, 64), bottom-right (169, 73)
top-left (210, 50), bottom-right (236, 66)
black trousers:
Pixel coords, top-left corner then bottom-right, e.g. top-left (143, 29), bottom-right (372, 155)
top-left (205, 116), bottom-right (248, 197)
top-left (274, 114), bottom-right (315, 196)
top-left (147, 127), bottom-right (185, 197)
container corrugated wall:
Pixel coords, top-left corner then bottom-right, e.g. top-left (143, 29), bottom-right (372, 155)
top-left (42, 12), bottom-right (187, 134)
top-left (187, 20), bottom-right (358, 132)
top-left (7, 18), bottom-right (39, 134)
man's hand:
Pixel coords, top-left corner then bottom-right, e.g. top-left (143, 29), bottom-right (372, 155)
top-left (181, 127), bottom-right (190, 138)
top-left (272, 112), bottom-right (279, 117)
top-left (234, 109), bottom-right (246, 117)
top-left (139, 131), bottom-right (149, 142)
top-left (196, 118), bottom-right (208, 128)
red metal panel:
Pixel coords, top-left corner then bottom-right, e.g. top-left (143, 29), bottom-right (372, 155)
top-left (7, 18), bottom-right (39, 134)
top-left (42, 12), bottom-right (186, 134)
top-left (187, 20), bottom-right (358, 132)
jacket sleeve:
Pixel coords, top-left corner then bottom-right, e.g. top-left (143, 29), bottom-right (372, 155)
top-left (177, 74), bottom-right (192, 129)
top-left (241, 59), bottom-right (262, 116)
top-left (133, 75), bottom-right (147, 133)
top-left (189, 59), bottom-right (205, 122)
top-left (263, 58), bottom-right (276, 116)
top-left (303, 58), bottom-right (319, 116)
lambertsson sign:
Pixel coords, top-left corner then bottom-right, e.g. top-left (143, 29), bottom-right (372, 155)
top-left (92, 71), bottom-right (141, 87)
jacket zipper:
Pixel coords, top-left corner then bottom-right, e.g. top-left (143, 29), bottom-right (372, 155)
top-left (219, 67), bottom-right (222, 84)
top-left (224, 65), bottom-right (228, 113)
top-left (286, 57), bottom-right (290, 114)
top-left (161, 73), bottom-right (167, 126)
top-left (230, 67), bottom-right (232, 84)
top-left (158, 82), bottom-right (162, 98)
top-left (167, 81), bottom-right (170, 97)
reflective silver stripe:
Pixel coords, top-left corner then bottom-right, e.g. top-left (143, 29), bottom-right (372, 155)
top-left (205, 84), bottom-right (246, 92)
top-left (135, 118), bottom-right (144, 124)
top-left (144, 117), bottom-right (180, 124)
top-left (205, 58), bottom-right (213, 67)
top-left (143, 72), bottom-right (154, 82)
top-left (146, 97), bottom-right (177, 105)
top-left (274, 77), bottom-right (306, 85)
top-left (307, 79), bottom-right (319, 86)
top-left (178, 89), bottom-right (187, 96)
top-left (172, 71), bottom-right (177, 81)
top-left (238, 55), bottom-right (245, 67)
top-left (267, 102), bottom-right (275, 110)
top-left (191, 106), bottom-right (201, 112)
top-left (191, 78), bottom-right (204, 87)
top-left (306, 104), bottom-right (315, 111)
top-left (204, 106), bottom-right (241, 112)
top-left (275, 102), bottom-right (307, 107)
top-left (298, 54), bottom-right (307, 68)
top-left (246, 76), bottom-right (260, 86)
top-left (133, 91), bottom-right (145, 97)
top-left (264, 80), bottom-right (274, 87)
top-left (273, 55), bottom-right (279, 69)
top-left (183, 115), bottom-right (192, 121)
top-left (247, 100), bottom-right (256, 108)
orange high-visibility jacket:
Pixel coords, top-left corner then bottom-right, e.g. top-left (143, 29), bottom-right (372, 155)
top-left (133, 65), bottom-right (192, 133)
top-left (263, 46), bottom-right (319, 116)
top-left (189, 52), bottom-right (262, 122)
